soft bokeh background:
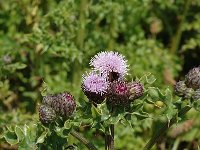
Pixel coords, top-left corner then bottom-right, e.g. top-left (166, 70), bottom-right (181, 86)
top-left (0, 0), bottom-right (200, 149)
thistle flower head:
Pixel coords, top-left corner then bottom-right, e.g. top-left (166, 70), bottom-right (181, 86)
top-left (184, 88), bottom-right (194, 99)
top-left (107, 81), bottom-right (130, 105)
top-left (192, 89), bottom-right (200, 100)
top-left (43, 94), bottom-right (55, 107)
top-left (39, 105), bottom-right (57, 124)
top-left (174, 81), bottom-right (187, 97)
top-left (112, 81), bottom-right (129, 95)
top-left (82, 72), bottom-right (109, 104)
top-left (90, 51), bottom-right (128, 80)
top-left (56, 92), bottom-right (76, 117)
top-left (41, 92), bottom-right (76, 118)
top-left (82, 72), bottom-right (109, 95)
top-left (128, 81), bottom-right (144, 100)
top-left (185, 66), bottom-right (200, 90)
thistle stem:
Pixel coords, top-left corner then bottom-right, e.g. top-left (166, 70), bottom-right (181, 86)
top-left (105, 124), bottom-right (114, 150)
top-left (143, 105), bottom-right (191, 150)
top-left (70, 130), bottom-right (98, 150)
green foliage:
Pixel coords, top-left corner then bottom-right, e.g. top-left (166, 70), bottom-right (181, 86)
top-left (0, 0), bottom-right (200, 149)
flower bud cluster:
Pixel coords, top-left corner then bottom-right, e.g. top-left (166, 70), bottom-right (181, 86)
top-left (39, 91), bottom-right (76, 124)
top-left (82, 51), bottom-right (144, 106)
top-left (174, 66), bottom-right (200, 100)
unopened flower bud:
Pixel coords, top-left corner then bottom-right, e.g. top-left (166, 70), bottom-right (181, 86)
top-left (184, 88), bottom-right (194, 99)
top-left (192, 89), bottom-right (200, 100)
top-left (185, 66), bottom-right (200, 90)
top-left (128, 81), bottom-right (144, 100)
top-left (43, 94), bottom-right (55, 106)
top-left (39, 105), bottom-right (56, 124)
top-left (51, 92), bottom-right (76, 118)
top-left (107, 81), bottom-right (130, 105)
top-left (174, 81), bottom-right (187, 97)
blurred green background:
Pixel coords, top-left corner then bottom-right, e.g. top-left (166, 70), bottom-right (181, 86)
top-left (0, 0), bottom-right (200, 149)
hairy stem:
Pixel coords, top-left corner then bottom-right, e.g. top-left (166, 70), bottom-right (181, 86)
top-left (70, 130), bottom-right (98, 150)
top-left (143, 105), bottom-right (191, 150)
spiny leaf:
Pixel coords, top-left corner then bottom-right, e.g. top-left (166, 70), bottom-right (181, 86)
top-left (4, 131), bottom-right (18, 145)
top-left (36, 130), bottom-right (48, 144)
top-left (91, 105), bottom-right (101, 118)
top-left (15, 126), bottom-right (24, 141)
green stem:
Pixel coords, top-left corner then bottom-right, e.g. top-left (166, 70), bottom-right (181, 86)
top-left (105, 124), bottom-right (114, 150)
top-left (70, 130), bottom-right (98, 150)
top-left (170, 0), bottom-right (191, 54)
top-left (143, 105), bottom-right (191, 150)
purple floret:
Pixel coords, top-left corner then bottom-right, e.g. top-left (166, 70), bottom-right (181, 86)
top-left (82, 72), bottom-right (109, 95)
top-left (90, 51), bottom-right (128, 79)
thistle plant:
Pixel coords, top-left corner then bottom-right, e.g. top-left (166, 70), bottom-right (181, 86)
top-left (82, 52), bottom-right (144, 109)
top-left (3, 51), bottom-right (200, 150)
top-left (81, 51), bottom-right (144, 150)
top-left (1, 0), bottom-right (200, 149)
top-left (36, 52), bottom-right (200, 150)
top-left (36, 51), bottom-right (146, 149)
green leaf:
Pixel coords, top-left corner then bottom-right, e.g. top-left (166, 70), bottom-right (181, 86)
top-left (25, 124), bottom-right (37, 142)
top-left (91, 105), bottom-right (101, 118)
top-left (193, 100), bottom-right (200, 112)
top-left (165, 104), bottom-right (177, 120)
top-left (134, 112), bottom-right (149, 120)
top-left (55, 125), bottom-right (70, 138)
top-left (17, 124), bottom-right (37, 149)
top-left (4, 131), bottom-right (18, 145)
top-left (109, 114), bottom-right (123, 124)
top-left (131, 102), bottom-right (143, 110)
top-left (64, 120), bottom-right (73, 130)
top-left (15, 126), bottom-right (24, 141)
top-left (5, 62), bottom-right (27, 71)
top-left (36, 130), bottom-right (48, 144)
top-left (163, 88), bottom-right (172, 105)
top-left (148, 87), bottom-right (160, 100)
top-left (146, 74), bottom-right (156, 84)
top-left (101, 114), bottom-right (110, 122)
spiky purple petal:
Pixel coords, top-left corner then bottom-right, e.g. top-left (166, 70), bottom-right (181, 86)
top-left (82, 72), bottom-right (109, 95)
top-left (90, 51), bottom-right (128, 79)
top-left (82, 72), bottom-right (109, 104)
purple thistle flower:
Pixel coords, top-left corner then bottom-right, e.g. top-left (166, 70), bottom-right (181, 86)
top-left (82, 72), bottom-right (109, 94)
top-left (82, 72), bottom-right (109, 104)
top-left (90, 51), bottom-right (128, 81)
